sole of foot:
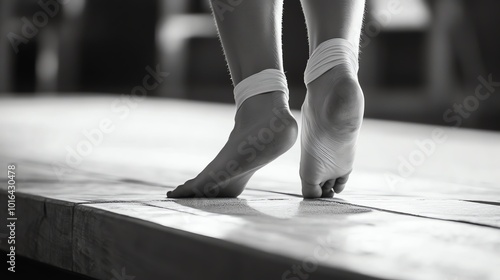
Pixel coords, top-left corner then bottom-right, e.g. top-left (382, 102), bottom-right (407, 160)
top-left (300, 64), bottom-right (364, 198)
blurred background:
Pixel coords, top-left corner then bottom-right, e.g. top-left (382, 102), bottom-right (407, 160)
top-left (0, 0), bottom-right (499, 130)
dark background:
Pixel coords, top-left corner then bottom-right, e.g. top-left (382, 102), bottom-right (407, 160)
top-left (1, 0), bottom-right (499, 130)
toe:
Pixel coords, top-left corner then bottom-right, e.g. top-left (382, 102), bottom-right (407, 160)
top-left (167, 184), bottom-right (194, 198)
top-left (321, 180), bottom-right (335, 198)
top-left (333, 175), bottom-right (349, 194)
top-left (302, 181), bottom-right (323, 198)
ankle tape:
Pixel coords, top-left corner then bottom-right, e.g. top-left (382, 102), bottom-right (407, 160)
top-left (233, 69), bottom-right (288, 109)
top-left (304, 38), bottom-right (359, 85)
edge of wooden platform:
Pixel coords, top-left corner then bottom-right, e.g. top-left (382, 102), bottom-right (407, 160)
top-left (0, 189), bottom-right (383, 280)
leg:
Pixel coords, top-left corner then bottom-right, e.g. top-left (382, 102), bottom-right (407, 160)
top-left (168, 0), bottom-right (298, 198)
top-left (300, 0), bottom-right (366, 198)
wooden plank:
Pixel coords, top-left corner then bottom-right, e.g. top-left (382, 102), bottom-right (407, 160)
top-left (72, 202), bottom-right (375, 280)
top-left (0, 192), bottom-right (74, 270)
top-left (74, 199), bottom-right (500, 280)
top-left (1, 170), bottom-right (499, 279)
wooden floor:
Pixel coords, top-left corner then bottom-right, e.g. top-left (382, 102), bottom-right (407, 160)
top-left (1, 96), bottom-right (500, 280)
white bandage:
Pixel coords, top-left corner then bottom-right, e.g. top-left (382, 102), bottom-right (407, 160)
top-left (304, 38), bottom-right (358, 85)
top-left (233, 69), bottom-right (289, 109)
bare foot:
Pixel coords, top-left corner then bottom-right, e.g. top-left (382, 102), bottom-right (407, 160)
top-left (168, 91), bottom-right (298, 198)
top-left (300, 64), bottom-right (364, 198)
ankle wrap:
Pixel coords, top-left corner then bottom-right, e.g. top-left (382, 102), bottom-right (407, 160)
top-left (304, 38), bottom-right (359, 85)
top-left (234, 69), bottom-right (288, 109)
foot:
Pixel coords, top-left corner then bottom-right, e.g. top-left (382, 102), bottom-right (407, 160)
top-left (300, 64), bottom-right (364, 198)
top-left (167, 91), bottom-right (298, 198)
